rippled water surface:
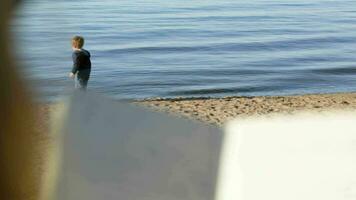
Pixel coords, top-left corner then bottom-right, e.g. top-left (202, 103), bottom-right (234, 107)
top-left (13, 0), bottom-right (356, 101)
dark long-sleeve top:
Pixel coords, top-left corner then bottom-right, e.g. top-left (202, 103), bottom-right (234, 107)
top-left (71, 49), bottom-right (91, 74)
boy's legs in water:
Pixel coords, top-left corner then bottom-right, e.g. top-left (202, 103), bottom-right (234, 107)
top-left (75, 77), bottom-right (88, 90)
top-left (75, 69), bottom-right (90, 90)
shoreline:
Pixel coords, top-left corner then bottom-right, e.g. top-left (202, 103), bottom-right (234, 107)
top-left (137, 91), bottom-right (356, 102)
top-left (41, 91), bottom-right (356, 104)
top-left (39, 92), bottom-right (356, 127)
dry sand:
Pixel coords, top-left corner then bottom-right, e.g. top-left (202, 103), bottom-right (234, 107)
top-left (137, 93), bottom-right (356, 126)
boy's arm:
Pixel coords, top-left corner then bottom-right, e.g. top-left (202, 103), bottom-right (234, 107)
top-left (71, 53), bottom-right (79, 74)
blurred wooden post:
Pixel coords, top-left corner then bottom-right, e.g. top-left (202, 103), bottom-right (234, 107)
top-left (0, 0), bottom-right (42, 199)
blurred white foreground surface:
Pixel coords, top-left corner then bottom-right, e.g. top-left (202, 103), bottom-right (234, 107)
top-left (51, 93), bottom-right (356, 200)
top-left (216, 112), bottom-right (356, 200)
top-left (53, 93), bottom-right (222, 200)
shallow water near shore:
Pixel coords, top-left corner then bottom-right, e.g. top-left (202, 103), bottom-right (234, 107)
top-left (12, 0), bottom-right (356, 101)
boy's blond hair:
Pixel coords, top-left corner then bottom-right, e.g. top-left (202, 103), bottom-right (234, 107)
top-left (71, 36), bottom-right (85, 49)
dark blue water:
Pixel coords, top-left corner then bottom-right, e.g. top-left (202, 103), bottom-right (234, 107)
top-left (12, 0), bottom-right (356, 101)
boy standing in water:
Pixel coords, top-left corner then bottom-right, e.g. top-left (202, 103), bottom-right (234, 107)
top-left (69, 36), bottom-right (91, 90)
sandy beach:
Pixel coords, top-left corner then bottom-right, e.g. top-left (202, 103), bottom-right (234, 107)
top-left (137, 92), bottom-right (356, 126)
top-left (37, 92), bottom-right (356, 129)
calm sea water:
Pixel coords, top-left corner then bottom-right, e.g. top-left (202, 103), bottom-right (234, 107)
top-left (12, 0), bottom-right (356, 101)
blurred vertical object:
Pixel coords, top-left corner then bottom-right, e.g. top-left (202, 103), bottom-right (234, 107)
top-left (0, 0), bottom-right (43, 200)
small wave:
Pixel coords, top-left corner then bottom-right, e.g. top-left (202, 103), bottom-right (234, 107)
top-left (168, 85), bottom-right (286, 96)
top-left (105, 68), bottom-right (277, 78)
top-left (101, 35), bottom-right (356, 55)
top-left (310, 66), bottom-right (356, 75)
top-left (155, 69), bottom-right (276, 76)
